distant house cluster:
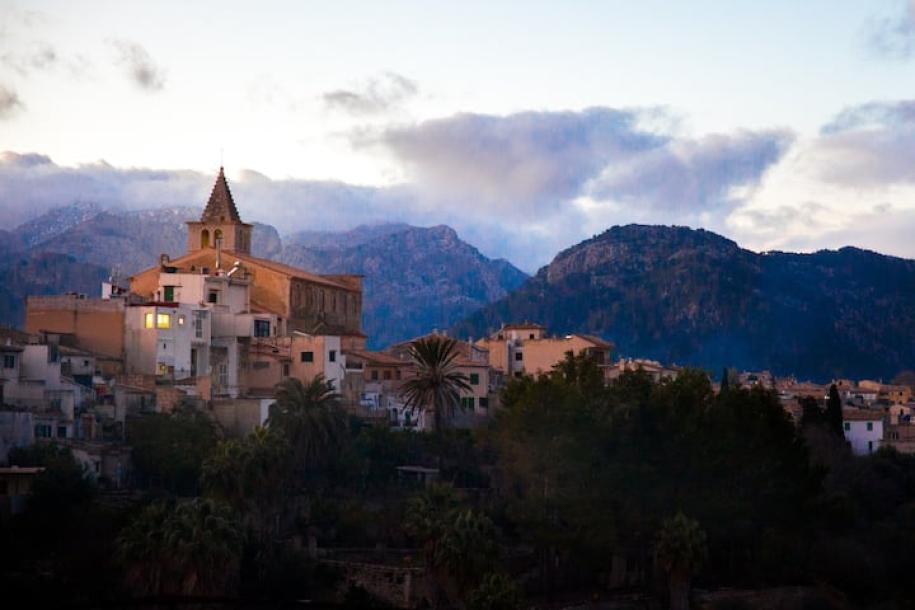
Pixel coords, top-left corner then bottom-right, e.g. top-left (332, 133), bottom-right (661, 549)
top-left (741, 373), bottom-right (913, 456)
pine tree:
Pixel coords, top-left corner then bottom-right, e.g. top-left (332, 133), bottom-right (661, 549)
top-left (827, 384), bottom-right (843, 437)
top-left (719, 367), bottom-right (730, 394)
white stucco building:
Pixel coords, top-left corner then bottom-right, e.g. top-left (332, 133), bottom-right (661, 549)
top-left (843, 408), bottom-right (884, 455)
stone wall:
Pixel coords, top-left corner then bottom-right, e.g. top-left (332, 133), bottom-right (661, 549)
top-left (320, 558), bottom-right (429, 608)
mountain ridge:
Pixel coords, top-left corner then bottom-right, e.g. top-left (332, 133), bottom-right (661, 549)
top-left (452, 224), bottom-right (915, 381)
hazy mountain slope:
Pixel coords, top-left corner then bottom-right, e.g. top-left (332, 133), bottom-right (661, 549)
top-left (286, 223), bottom-right (412, 249)
top-left (280, 225), bottom-right (529, 348)
top-left (452, 224), bottom-right (915, 381)
top-left (0, 252), bottom-right (109, 327)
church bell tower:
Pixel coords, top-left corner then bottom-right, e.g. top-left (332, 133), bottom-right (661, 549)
top-left (186, 167), bottom-right (253, 254)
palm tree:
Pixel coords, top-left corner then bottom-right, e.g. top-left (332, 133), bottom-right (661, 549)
top-left (401, 336), bottom-right (472, 432)
top-left (268, 375), bottom-right (347, 475)
top-left (201, 426), bottom-right (290, 531)
top-left (405, 485), bottom-right (497, 606)
top-left (655, 512), bottom-right (708, 610)
top-left (118, 498), bottom-right (242, 596)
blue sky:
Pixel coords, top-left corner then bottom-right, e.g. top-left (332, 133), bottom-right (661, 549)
top-left (3, 0), bottom-right (915, 271)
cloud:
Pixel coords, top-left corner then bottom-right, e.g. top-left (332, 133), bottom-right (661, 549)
top-left (363, 107), bottom-right (667, 217)
top-left (806, 100), bottom-right (915, 187)
top-left (866, 1), bottom-right (915, 59)
top-left (111, 40), bottom-right (165, 91)
top-left (588, 129), bottom-right (794, 213)
top-left (0, 85), bottom-right (23, 118)
top-left (1, 43), bottom-right (57, 76)
top-left (323, 72), bottom-right (418, 115)
top-left (821, 100), bottom-right (915, 133)
top-left (0, 150), bottom-right (421, 239)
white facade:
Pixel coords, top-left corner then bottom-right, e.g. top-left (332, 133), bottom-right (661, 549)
top-left (843, 414), bottom-right (884, 455)
top-left (125, 303), bottom-right (208, 380)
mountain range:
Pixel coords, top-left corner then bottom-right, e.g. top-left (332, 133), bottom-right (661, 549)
top-left (452, 224), bottom-right (915, 381)
top-left (4, 204), bottom-right (915, 379)
top-left (0, 204), bottom-right (527, 348)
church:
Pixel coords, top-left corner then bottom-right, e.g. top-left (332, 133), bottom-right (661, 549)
top-left (129, 168), bottom-right (364, 339)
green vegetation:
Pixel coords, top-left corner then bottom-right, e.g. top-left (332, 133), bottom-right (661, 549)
top-left (401, 335), bottom-right (472, 432)
top-left (6, 353), bottom-right (915, 608)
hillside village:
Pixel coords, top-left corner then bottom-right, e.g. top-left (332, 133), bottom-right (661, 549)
top-left (0, 170), bottom-right (915, 608)
top-left (0, 169), bottom-right (910, 494)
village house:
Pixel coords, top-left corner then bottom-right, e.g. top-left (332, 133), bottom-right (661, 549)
top-left (475, 322), bottom-right (613, 380)
top-left (604, 357), bottom-right (679, 383)
top-left (843, 408), bottom-right (884, 455)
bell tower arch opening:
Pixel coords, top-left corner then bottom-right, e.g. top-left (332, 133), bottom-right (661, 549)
top-left (201, 229), bottom-right (210, 248)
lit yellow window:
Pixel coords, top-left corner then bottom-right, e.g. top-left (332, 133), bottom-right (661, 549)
top-left (157, 313), bottom-right (171, 329)
top-left (144, 313), bottom-right (154, 329)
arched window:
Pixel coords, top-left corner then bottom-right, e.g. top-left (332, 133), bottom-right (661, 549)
top-left (201, 229), bottom-right (210, 248)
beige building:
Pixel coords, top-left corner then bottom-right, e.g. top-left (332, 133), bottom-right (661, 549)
top-left (475, 323), bottom-right (613, 379)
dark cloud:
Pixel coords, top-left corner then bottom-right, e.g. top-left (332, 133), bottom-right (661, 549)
top-left (111, 40), bottom-right (165, 91)
top-left (364, 107), bottom-right (667, 216)
top-left (589, 130), bottom-right (794, 212)
top-left (0, 85), bottom-right (23, 118)
top-left (323, 72), bottom-right (418, 115)
top-left (866, 1), bottom-right (915, 60)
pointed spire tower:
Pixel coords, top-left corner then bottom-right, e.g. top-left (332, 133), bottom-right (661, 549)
top-left (186, 167), bottom-right (253, 255)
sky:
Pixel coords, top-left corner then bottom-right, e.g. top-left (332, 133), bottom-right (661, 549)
top-left (3, 0), bottom-right (915, 271)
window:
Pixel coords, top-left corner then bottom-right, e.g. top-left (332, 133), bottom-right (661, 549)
top-left (515, 351), bottom-right (523, 361)
top-left (157, 313), bottom-right (171, 329)
top-left (254, 319), bottom-right (271, 337)
top-left (144, 312), bottom-right (154, 329)
top-left (867, 422), bottom-right (873, 431)
top-left (529, 333), bottom-right (535, 339)
top-left (208, 290), bottom-right (219, 304)
top-left (195, 312), bottom-right (205, 338)
top-left (462, 396), bottom-right (475, 409)
top-left (480, 397), bottom-right (489, 409)
top-left (844, 422), bottom-right (850, 431)
top-left (371, 370), bottom-right (379, 381)
top-left (57, 425), bottom-right (67, 438)
top-left (282, 363), bottom-right (290, 377)
top-left (2, 354), bottom-right (14, 369)
top-left (300, 351), bottom-right (314, 363)
top-left (396, 370), bottom-right (402, 380)
top-left (868, 440), bottom-right (874, 453)
top-left (329, 350), bottom-right (336, 363)
top-left (384, 370), bottom-right (392, 380)
top-left (470, 373), bottom-right (480, 385)
top-left (35, 424), bottom-right (52, 438)
top-left (163, 286), bottom-right (174, 301)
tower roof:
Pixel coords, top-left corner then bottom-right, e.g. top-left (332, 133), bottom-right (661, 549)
top-left (201, 167), bottom-right (242, 223)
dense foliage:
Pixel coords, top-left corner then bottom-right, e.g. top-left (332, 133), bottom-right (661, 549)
top-left (7, 356), bottom-right (915, 608)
